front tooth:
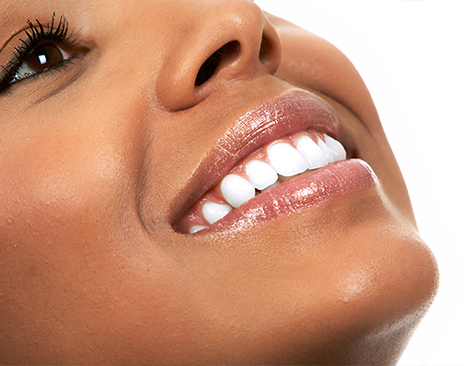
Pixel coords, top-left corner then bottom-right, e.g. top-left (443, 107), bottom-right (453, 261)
top-left (220, 174), bottom-right (255, 208)
top-left (324, 134), bottom-right (346, 161)
top-left (202, 202), bottom-right (233, 225)
top-left (267, 142), bottom-right (308, 177)
top-left (246, 160), bottom-right (278, 190)
top-left (317, 136), bottom-right (335, 163)
top-left (296, 135), bottom-right (329, 169)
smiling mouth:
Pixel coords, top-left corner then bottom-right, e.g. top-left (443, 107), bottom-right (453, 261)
top-left (176, 129), bottom-right (347, 234)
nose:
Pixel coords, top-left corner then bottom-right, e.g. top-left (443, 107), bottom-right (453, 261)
top-left (156, 0), bottom-right (282, 111)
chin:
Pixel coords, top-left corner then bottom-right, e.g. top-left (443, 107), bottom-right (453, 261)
top-left (174, 182), bottom-right (438, 365)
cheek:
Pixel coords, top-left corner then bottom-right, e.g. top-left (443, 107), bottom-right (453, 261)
top-left (0, 86), bottom-right (151, 238)
top-left (0, 132), bottom-right (125, 240)
top-left (0, 121), bottom-right (121, 289)
top-left (0, 109), bottom-right (200, 362)
top-left (0, 93), bottom-right (148, 266)
top-left (0, 110), bottom-right (128, 338)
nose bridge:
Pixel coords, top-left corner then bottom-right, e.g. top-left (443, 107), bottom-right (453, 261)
top-left (155, 0), bottom-right (281, 111)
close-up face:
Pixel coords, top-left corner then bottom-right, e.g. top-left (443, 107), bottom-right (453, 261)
top-left (0, 0), bottom-right (439, 364)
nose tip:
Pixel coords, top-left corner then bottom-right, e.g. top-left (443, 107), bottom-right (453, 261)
top-left (156, 1), bottom-right (281, 111)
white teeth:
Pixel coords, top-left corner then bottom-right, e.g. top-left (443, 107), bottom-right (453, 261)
top-left (317, 136), bottom-right (336, 163)
top-left (267, 142), bottom-right (308, 177)
top-left (189, 225), bottom-right (208, 234)
top-left (296, 135), bottom-right (329, 169)
top-left (220, 174), bottom-right (255, 208)
top-left (187, 132), bottom-right (347, 234)
top-left (246, 160), bottom-right (278, 190)
top-left (324, 134), bottom-right (347, 161)
top-left (202, 202), bottom-right (233, 225)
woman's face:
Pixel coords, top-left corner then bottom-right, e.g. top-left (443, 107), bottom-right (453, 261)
top-left (0, 0), bottom-right (438, 364)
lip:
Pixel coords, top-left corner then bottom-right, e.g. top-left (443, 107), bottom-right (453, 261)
top-left (172, 88), bottom-right (347, 229)
top-left (191, 159), bottom-right (378, 234)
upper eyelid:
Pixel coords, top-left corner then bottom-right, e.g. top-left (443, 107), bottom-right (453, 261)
top-left (0, 14), bottom-right (76, 63)
top-left (0, 22), bottom-right (64, 57)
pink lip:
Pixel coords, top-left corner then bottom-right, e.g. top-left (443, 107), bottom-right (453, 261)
top-left (213, 88), bottom-right (341, 177)
top-left (197, 159), bottom-right (378, 234)
top-left (173, 88), bottom-right (343, 224)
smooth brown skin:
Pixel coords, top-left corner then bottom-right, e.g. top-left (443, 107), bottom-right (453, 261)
top-left (0, 0), bottom-right (438, 364)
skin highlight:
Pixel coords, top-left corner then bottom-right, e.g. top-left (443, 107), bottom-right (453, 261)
top-left (0, 1), bottom-right (438, 364)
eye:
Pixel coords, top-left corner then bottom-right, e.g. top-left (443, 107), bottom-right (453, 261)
top-left (12, 42), bottom-right (72, 83)
top-left (0, 14), bottom-right (89, 95)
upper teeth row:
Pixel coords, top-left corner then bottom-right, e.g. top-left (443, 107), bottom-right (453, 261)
top-left (188, 132), bottom-right (346, 234)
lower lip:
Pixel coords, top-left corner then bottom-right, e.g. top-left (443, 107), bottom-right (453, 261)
top-left (200, 159), bottom-right (378, 233)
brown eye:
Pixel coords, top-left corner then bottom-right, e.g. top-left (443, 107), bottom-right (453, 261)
top-left (12, 42), bottom-right (71, 83)
top-left (25, 43), bottom-right (64, 72)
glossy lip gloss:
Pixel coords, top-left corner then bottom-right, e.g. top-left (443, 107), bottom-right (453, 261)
top-left (192, 159), bottom-right (378, 234)
top-left (172, 89), bottom-right (343, 225)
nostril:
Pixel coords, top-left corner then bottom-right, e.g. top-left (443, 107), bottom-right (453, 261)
top-left (259, 32), bottom-right (272, 63)
top-left (195, 41), bottom-right (241, 87)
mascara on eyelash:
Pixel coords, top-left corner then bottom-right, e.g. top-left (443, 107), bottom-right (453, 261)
top-left (0, 13), bottom-right (77, 94)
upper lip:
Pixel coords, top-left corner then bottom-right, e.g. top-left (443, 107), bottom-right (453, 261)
top-left (171, 88), bottom-right (343, 227)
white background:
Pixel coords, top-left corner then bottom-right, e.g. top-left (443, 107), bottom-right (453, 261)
top-left (255, 1), bottom-right (464, 365)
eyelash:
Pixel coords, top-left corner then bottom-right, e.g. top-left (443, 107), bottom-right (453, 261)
top-left (0, 13), bottom-right (81, 94)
